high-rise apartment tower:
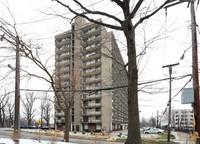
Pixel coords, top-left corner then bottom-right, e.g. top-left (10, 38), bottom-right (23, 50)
top-left (54, 17), bottom-right (128, 132)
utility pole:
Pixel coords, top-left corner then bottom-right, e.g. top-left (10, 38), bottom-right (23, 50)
top-left (163, 63), bottom-right (179, 142)
top-left (165, 0), bottom-right (200, 142)
top-left (14, 35), bottom-right (20, 139)
top-left (190, 0), bottom-right (200, 143)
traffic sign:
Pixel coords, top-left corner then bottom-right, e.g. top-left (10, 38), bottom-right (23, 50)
top-left (38, 120), bottom-right (41, 125)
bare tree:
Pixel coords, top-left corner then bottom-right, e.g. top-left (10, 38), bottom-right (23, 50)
top-left (40, 99), bottom-right (45, 127)
top-left (52, 0), bottom-right (172, 143)
top-left (149, 115), bottom-right (156, 127)
top-left (7, 101), bottom-right (14, 127)
top-left (0, 15), bottom-right (81, 141)
top-left (40, 94), bottom-right (52, 127)
top-left (140, 117), bottom-right (148, 128)
top-left (21, 93), bottom-right (37, 126)
top-left (0, 91), bottom-right (10, 127)
top-left (43, 102), bottom-right (52, 127)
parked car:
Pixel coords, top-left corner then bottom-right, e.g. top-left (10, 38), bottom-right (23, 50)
top-left (30, 126), bottom-right (38, 129)
top-left (41, 126), bottom-right (49, 130)
top-left (23, 125), bottom-right (31, 129)
top-left (144, 128), bottom-right (165, 134)
top-left (50, 125), bottom-right (55, 129)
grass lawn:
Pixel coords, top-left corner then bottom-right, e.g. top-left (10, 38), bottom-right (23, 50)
top-left (116, 138), bottom-right (179, 144)
top-left (116, 134), bottom-right (177, 144)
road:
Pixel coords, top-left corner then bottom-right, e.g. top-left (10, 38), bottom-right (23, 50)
top-left (0, 128), bottom-right (196, 144)
top-left (0, 128), bottom-right (124, 144)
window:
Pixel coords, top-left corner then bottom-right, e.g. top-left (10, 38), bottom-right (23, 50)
top-left (84, 101), bottom-right (88, 106)
top-left (95, 83), bottom-right (100, 87)
top-left (84, 124), bottom-right (88, 130)
top-left (96, 108), bottom-right (100, 111)
top-left (96, 34), bottom-right (101, 38)
top-left (95, 59), bottom-right (101, 63)
top-left (96, 42), bottom-right (100, 46)
top-left (96, 124), bottom-right (101, 130)
top-left (96, 100), bottom-right (100, 103)
top-left (96, 116), bottom-right (101, 120)
top-left (96, 67), bottom-right (101, 71)
top-left (95, 26), bottom-right (100, 30)
top-left (95, 91), bottom-right (100, 95)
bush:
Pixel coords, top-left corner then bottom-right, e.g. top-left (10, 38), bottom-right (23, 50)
top-left (90, 131), bottom-right (94, 135)
top-left (74, 131), bottom-right (77, 134)
top-left (82, 131), bottom-right (86, 135)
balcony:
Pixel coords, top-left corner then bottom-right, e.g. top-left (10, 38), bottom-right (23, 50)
top-left (82, 111), bottom-right (101, 116)
top-left (81, 45), bottom-right (101, 54)
top-left (81, 53), bottom-right (101, 61)
top-left (56, 119), bottom-right (66, 123)
top-left (55, 76), bottom-right (71, 82)
top-left (81, 27), bottom-right (101, 38)
top-left (83, 103), bottom-right (101, 108)
top-left (55, 113), bottom-right (65, 116)
top-left (56, 67), bottom-right (71, 75)
top-left (56, 47), bottom-right (71, 55)
top-left (56, 119), bottom-right (62, 123)
top-left (55, 62), bottom-right (71, 68)
top-left (82, 61), bottom-right (101, 69)
top-left (81, 37), bottom-right (101, 48)
top-left (55, 39), bottom-right (71, 48)
top-left (89, 119), bottom-right (101, 123)
top-left (81, 94), bottom-right (101, 100)
top-left (81, 119), bottom-right (101, 123)
top-left (82, 78), bottom-right (101, 85)
top-left (55, 53), bottom-right (71, 61)
top-left (82, 69), bottom-right (101, 77)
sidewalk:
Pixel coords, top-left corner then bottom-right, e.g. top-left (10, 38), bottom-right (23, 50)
top-left (172, 131), bottom-right (195, 144)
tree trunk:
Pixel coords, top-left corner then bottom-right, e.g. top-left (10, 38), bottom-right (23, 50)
top-left (41, 109), bottom-right (43, 127)
top-left (9, 113), bottom-right (12, 127)
top-left (64, 109), bottom-right (70, 142)
top-left (46, 115), bottom-right (49, 126)
top-left (0, 108), bottom-right (2, 127)
top-left (125, 27), bottom-right (141, 144)
top-left (2, 109), bottom-right (5, 127)
top-left (28, 115), bottom-right (31, 126)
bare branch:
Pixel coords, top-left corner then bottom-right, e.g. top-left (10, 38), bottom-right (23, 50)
top-left (53, 0), bottom-right (123, 30)
top-left (134, 0), bottom-right (171, 29)
top-left (128, 0), bottom-right (144, 20)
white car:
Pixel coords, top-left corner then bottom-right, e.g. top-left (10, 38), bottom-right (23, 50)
top-left (144, 128), bottom-right (164, 134)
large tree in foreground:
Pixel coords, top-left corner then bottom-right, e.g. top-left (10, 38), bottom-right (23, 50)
top-left (52, 0), bottom-right (171, 143)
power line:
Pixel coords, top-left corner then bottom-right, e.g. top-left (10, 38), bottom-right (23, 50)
top-left (18, 74), bottom-right (192, 93)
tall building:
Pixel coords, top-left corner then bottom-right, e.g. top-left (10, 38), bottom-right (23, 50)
top-left (54, 17), bottom-right (128, 132)
top-left (161, 108), bottom-right (193, 130)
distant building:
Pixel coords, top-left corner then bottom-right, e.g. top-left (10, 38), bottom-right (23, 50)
top-left (54, 17), bottom-right (128, 132)
top-left (161, 108), bottom-right (193, 130)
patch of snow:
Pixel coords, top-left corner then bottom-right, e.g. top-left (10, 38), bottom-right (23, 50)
top-left (0, 138), bottom-right (76, 144)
